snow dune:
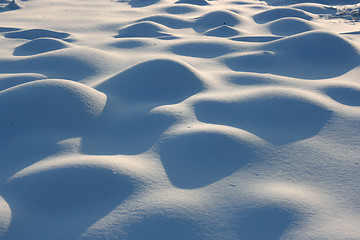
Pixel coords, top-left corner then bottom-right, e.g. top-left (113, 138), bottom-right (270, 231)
top-left (1, 0), bottom-right (360, 239)
top-left (225, 31), bottom-right (360, 79)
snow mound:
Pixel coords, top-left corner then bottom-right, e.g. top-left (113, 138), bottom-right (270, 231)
top-left (0, 47), bottom-right (119, 82)
top-left (4, 163), bottom-right (133, 239)
top-left (225, 31), bottom-right (360, 79)
top-left (0, 79), bottom-right (106, 136)
top-left (137, 15), bottom-right (192, 29)
top-left (115, 21), bottom-right (175, 39)
top-left (13, 38), bottom-right (70, 56)
top-left (193, 10), bottom-right (242, 32)
top-left (224, 51), bottom-right (280, 74)
top-left (291, 3), bottom-right (337, 14)
top-left (82, 58), bottom-right (205, 155)
top-left (158, 130), bottom-right (256, 188)
top-left (4, 29), bottom-right (70, 40)
top-left (97, 58), bottom-right (204, 106)
top-left (253, 7), bottom-right (313, 24)
top-left (264, 31), bottom-right (360, 78)
top-left (194, 89), bottom-right (333, 144)
top-left (267, 17), bottom-right (314, 36)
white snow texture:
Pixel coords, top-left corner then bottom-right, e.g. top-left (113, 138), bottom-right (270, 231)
top-left (1, 0), bottom-right (360, 239)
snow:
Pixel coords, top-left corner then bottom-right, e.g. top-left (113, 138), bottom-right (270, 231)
top-left (1, 0), bottom-right (360, 239)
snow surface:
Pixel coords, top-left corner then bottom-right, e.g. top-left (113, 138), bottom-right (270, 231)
top-left (1, 0), bottom-right (360, 239)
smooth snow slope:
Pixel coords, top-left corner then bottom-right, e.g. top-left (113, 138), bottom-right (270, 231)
top-left (1, 0), bottom-right (360, 239)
